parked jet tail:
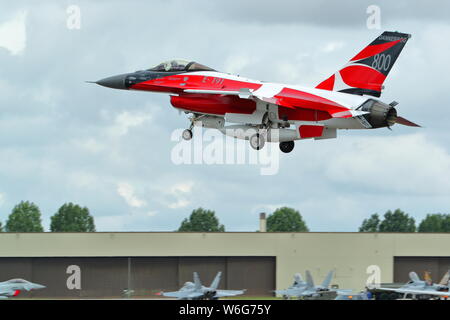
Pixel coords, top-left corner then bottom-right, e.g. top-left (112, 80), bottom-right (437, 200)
top-left (193, 272), bottom-right (202, 291)
top-left (316, 31), bottom-right (411, 97)
top-left (409, 271), bottom-right (421, 282)
top-left (305, 270), bottom-right (315, 289)
top-left (320, 271), bottom-right (334, 289)
top-left (210, 272), bottom-right (222, 290)
top-left (294, 273), bottom-right (303, 284)
top-left (439, 270), bottom-right (450, 286)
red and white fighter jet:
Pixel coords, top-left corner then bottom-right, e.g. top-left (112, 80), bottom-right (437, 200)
top-left (94, 31), bottom-right (419, 153)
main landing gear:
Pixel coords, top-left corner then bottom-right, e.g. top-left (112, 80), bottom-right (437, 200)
top-left (279, 141), bottom-right (295, 153)
top-left (249, 133), bottom-right (265, 150)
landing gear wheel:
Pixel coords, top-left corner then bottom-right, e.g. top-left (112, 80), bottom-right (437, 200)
top-left (182, 129), bottom-right (193, 141)
top-left (279, 141), bottom-right (294, 153)
top-left (249, 133), bottom-right (265, 150)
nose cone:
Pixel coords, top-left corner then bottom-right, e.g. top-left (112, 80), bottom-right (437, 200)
top-left (27, 283), bottom-right (46, 290)
top-left (96, 73), bottom-right (129, 89)
top-left (34, 283), bottom-right (46, 290)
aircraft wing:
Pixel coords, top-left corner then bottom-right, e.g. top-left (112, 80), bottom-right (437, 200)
top-left (274, 288), bottom-right (305, 297)
top-left (214, 289), bottom-right (245, 298)
top-left (161, 291), bottom-right (204, 299)
top-left (379, 287), bottom-right (450, 297)
top-left (183, 88), bottom-right (366, 119)
top-left (0, 288), bottom-right (17, 298)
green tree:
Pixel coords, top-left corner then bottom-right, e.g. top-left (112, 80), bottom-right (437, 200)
top-left (359, 213), bottom-right (380, 232)
top-left (418, 214), bottom-right (450, 232)
top-left (0, 221), bottom-right (3, 232)
top-left (378, 209), bottom-right (416, 232)
top-left (266, 207), bottom-right (309, 232)
top-left (50, 203), bottom-right (96, 232)
top-left (5, 201), bottom-right (44, 232)
top-left (178, 208), bottom-right (225, 232)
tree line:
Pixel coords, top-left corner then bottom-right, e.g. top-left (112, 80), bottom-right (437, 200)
top-left (0, 201), bottom-right (95, 232)
top-left (0, 201), bottom-right (448, 232)
top-left (177, 207), bottom-right (450, 233)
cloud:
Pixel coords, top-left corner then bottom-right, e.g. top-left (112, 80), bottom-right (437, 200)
top-left (107, 111), bottom-right (152, 137)
top-left (165, 182), bottom-right (194, 209)
top-left (0, 10), bottom-right (27, 55)
top-left (325, 133), bottom-right (450, 196)
top-left (0, 193), bottom-right (5, 207)
top-left (117, 182), bottom-right (147, 208)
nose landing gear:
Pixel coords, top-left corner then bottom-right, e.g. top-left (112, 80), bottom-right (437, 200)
top-left (182, 128), bottom-right (193, 141)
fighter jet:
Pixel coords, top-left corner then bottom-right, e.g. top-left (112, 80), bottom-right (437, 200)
top-left (0, 279), bottom-right (46, 299)
top-left (93, 31), bottom-right (418, 153)
top-left (276, 270), bottom-right (335, 299)
top-left (159, 271), bottom-right (245, 300)
top-left (274, 273), bottom-right (307, 299)
top-left (379, 271), bottom-right (450, 299)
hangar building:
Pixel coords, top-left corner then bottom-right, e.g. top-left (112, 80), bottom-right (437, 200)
top-left (1, 232), bottom-right (450, 298)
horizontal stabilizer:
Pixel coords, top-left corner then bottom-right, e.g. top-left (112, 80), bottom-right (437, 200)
top-left (396, 116), bottom-right (420, 127)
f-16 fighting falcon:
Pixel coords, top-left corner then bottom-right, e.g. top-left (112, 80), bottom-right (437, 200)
top-left (276, 270), bottom-right (335, 299)
top-left (158, 271), bottom-right (245, 300)
top-left (0, 279), bottom-right (46, 299)
top-left (94, 31), bottom-right (418, 153)
top-left (379, 271), bottom-right (450, 299)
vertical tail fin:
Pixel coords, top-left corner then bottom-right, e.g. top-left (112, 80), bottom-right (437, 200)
top-left (320, 270), bottom-right (334, 288)
top-left (193, 272), bottom-right (202, 291)
top-left (294, 273), bottom-right (303, 285)
top-left (439, 270), bottom-right (450, 286)
top-left (316, 31), bottom-right (411, 97)
top-left (305, 270), bottom-right (315, 289)
top-left (424, 271), bottom-right (433, 285)
top-left (409, 271), bottom-right (420, 283)
top-left (210, 271), bottom-right (222, 290)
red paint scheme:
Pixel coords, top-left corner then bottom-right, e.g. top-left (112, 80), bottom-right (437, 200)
top-left (131, 74), bottom-right (262, 95)
top-left (339, 65), bottom-right (386, 92)
top-left (350, 40), bottom-right (400, 61)
top-left (171, 94), bottom-right (256, 115)
top-left (315, 74), bottom-right (335, 91)
top-left (299, 125), bottom-right (324, 138)
top-left (13, 290), bottom-right (20, 297)
top-left (279, 106), bottom-right (331, 122)
top-left (273, 88), bottom-right (348, 115)
top-left (132, 73), bottom-right (348, 119)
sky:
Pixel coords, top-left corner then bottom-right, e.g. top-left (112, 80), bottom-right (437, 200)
top-left (0, 0), bottom-right (449, 232)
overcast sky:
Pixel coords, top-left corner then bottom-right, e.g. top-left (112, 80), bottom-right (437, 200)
top-left (0, 0), bottom-right (449, 232)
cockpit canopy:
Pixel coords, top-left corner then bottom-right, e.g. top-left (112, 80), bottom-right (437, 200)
top-left (6, 279), bottom-right (30, 284)
top-left (148, 59), bottom-right (216, 72)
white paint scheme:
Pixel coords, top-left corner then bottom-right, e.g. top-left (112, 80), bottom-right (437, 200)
top-left (177, 70), bottom-right (398, 144)
top-left (315, 128), bottom-right (337, 140)
top-left (252, 83), bottom-right (285, 100)
top-left (225, 109), bottom-right (266, 124)
top-left (186, 71), bottom-right (372, 111)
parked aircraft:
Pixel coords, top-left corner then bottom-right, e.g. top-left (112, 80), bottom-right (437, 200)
top-left (159, 271), bottom-right (245, 300)
top-left (93, 31), bottom-right (418, 153)
top-left (0, 279), bottom-right (45, 299)
top-left (276, 270), bottom-right (335, 299)
top-left (379, 271), bottom-right (450, 299)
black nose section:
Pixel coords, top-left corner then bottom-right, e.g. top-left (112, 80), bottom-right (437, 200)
top-left (96, 73), bottom-right (129, 89)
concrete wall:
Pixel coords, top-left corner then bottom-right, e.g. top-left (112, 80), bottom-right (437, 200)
top-left (1, 232), bottom-right (450, 292)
